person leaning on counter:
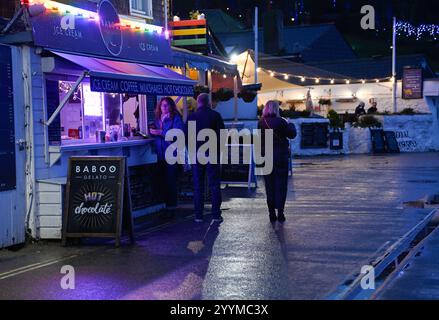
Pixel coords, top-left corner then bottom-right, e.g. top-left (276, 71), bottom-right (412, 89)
top-left (149, 97), bottom-right (184, 215)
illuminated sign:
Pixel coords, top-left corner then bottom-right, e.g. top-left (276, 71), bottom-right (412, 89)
top-left (28, 0), bottom-right (173, 65)
top-left (90, 75), bottom-right (195, 96)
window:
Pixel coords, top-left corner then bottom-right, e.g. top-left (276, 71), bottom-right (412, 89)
top-left (53, 80), bottom-right (148, 146)
top-left (130, 0), bottom-right (153, 19)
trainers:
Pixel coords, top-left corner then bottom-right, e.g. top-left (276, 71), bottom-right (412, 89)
top-left (277, 213), bottom-right (286, 223)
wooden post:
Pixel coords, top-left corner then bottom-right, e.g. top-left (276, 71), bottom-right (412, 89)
top-left (183, 65), bottom-right (188, 121)
top-left (233, 75), bottom-right (238, 122)
top-left (207, 70), bottom-right (212, 104)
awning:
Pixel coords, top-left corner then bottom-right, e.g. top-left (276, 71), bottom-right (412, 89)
top-left (171, 47), bottom-right (238, 75)
top-left (51, 51), bottom-right (196, 97)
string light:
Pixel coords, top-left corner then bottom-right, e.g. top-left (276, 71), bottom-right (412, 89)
top-left (395, 21), bottom-right (439, 41)
top-left (257, 66), bottom-right (392, 84)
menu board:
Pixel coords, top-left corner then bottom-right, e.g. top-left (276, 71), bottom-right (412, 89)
top-left (221, 144), bottom-right (256, 188)
top-left (402, 68), bottom-right (423, 99)
top-left (62, 157), bottom-right (133, 247)
top-left (0, 45), bottom-right (16, 192)
top-left (301, 123), bottom-right (329, 149)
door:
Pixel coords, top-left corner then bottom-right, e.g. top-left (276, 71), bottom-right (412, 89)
top-left (0, 45), bottom-right (26, 248)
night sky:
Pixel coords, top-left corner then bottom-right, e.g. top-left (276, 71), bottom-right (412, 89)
top-left (172, 0), bottom-right (439, 26)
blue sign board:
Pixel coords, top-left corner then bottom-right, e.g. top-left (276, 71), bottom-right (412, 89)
top-left (30, 0), bottom-right (173, 65)
top-left (90, 75), bottom-right (194, 96)
top-left (0, 45), bottom-right (16, 191)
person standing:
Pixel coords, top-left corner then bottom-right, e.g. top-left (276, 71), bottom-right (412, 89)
top-left (258, 100), bottom-right (297, 223)
top-left (150, 97), bottom-right (184, 213)
top-left (186, 93), bottom-right (225, 223)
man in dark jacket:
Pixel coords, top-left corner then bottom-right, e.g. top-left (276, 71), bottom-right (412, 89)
top-left (186, 93), bottom-right (225, 223)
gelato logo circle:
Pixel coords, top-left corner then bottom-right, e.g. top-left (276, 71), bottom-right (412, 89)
top-left (98, 0), bottom-right (122, 56)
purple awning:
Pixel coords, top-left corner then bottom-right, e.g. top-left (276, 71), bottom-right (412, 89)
top-left (51, 51), bottom-right (195, 96)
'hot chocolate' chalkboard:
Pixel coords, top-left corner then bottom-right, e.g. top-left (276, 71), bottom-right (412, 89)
top-left (62, 157), bottom-right (133, 247)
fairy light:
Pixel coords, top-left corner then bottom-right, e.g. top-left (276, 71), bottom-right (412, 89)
top-left (223, 74), bottom-right (227, 79)
top-left (395, 21), bottom-right (439, 41)
top-left (255, 66), bottom-right (395, 85)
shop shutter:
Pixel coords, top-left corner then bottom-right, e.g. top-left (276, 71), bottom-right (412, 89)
top-left (46, 80), bottom-right (61, 145)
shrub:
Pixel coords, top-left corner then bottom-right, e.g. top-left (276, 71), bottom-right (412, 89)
top-left (319, 98), bottom-right (332, 106)
top-left (355, 115), bottom-right (382, 128)
top-left (327, 109), bottom-right (343, 130)
top-left (399, 107), bottom-right (416, 115)
top-left (193, 85), bottom-right (210, 99)
top-left (212, 88), bottom-right (234, 102)
top-left (238, 89), bottom-right (257, 103)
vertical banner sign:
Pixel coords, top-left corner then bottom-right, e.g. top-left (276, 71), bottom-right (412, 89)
top-left (62, 157), bottom-right (134, 247)
top-left (0, 45), bottom-right (16, 191)
top-left (402, 67), bottom-right (423, 99)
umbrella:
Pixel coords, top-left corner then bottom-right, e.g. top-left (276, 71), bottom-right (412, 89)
top-left (305, 89), bottom-right (314, 115)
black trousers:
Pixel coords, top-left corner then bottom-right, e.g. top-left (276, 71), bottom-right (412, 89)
top-left (192, 163), bottom-right (222, 219)
top-left (158, 160), bottom-right (179, 208)
top-left (263, 156), bottom-right (289, 213)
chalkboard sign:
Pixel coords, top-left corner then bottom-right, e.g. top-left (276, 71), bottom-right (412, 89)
top-left (301, 123), bottom-right (329, 149)
top-left (129, 164), bottom-right (163, 210)
top-left (0, 45), bottom-right (16, 192)
top-left (62, 157), bottom-right (134, 247)
top-left (370, 129), bottom-right (386, 153)
top-left (221, 144), bottom-right (257, 189)
top-left (384, 131), bottom-right (400, 153)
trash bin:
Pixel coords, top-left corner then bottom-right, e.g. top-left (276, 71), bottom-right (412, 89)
top-left (329, 131), bottom-right (343, 150)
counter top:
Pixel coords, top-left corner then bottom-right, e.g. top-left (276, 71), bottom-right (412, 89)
top-left (49, 138), bottom-right (155, 153)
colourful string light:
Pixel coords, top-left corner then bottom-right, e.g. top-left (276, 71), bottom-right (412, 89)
top-left (25, 0), bottom-right (165, 36)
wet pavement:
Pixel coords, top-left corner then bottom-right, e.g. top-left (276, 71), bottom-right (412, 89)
top-left (377, 225), bottom-right (439, 300)
top-left (1, 153), bottom-right (439, 300)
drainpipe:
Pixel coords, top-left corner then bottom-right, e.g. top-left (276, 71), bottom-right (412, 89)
top-left (22, 45), bottom-right (36, 239)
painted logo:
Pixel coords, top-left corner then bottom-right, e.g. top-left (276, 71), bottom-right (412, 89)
top-left (97, 0), bottom-right (123, 56)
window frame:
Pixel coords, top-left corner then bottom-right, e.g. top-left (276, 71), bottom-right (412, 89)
top-left (129, 0), bottom-right (154, 20)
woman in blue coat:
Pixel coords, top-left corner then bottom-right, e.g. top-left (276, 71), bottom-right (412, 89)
top-left (149, 97), bottom-right (185, 212)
